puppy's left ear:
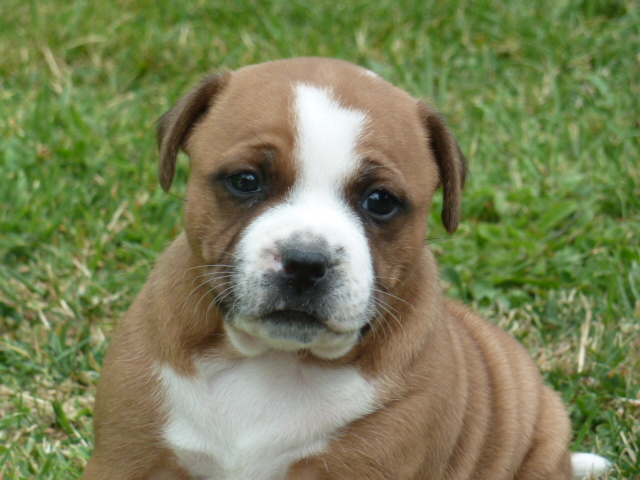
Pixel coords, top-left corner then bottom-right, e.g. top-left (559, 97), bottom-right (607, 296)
top-left (157, 73), bottom-right (231, 191)
top-left (417, 102), bottom-right (468, 233)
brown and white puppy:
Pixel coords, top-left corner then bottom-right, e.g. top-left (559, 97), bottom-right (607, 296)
top-left (84, 58), bottom-right (610, 480)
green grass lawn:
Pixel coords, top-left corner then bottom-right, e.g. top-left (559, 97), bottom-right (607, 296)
top-left (1, 0), bottom-right (638, 478)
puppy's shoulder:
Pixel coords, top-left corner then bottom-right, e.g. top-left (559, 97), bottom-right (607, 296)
top-left (444, 298), bottom-right (541, 377)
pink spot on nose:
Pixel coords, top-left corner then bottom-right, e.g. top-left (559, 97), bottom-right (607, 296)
top-left (269, 252), bottom-right (282, 271)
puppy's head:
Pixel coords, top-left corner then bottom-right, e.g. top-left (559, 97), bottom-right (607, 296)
top-left (158, 58), bottom-right (466, 360)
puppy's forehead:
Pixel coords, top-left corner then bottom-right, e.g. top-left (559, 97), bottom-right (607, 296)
top-left (229, 58), bottom-right (419, 128)
top-left (292, 83), bottom-right (367, 192)
top-left (189, 58), bottom-right (429, 181)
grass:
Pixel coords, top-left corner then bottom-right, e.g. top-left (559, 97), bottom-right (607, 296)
top-left (0, 0), bottom-right (638, 478)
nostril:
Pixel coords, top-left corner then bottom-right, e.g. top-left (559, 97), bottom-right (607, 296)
top-left (309, 262), bottom-right (327, 280)
top-left (283, 262), bottom-right (298, 275)
top-left (280, 249), bottom-right (330, 291)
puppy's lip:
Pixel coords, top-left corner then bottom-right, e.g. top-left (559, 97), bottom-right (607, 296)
top-left (224, 320), bottom-right (360, 360)
top-left (262, 309), bottom-right (325, 329)
top-left (261, 309), bottom-right (360, 335)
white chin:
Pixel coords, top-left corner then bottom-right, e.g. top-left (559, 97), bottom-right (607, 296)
top-left (225, 325), bottom-right (271, 357)
top-left (308, 341), bottom-right (357, 360)
top-left (224, 323), bottom-right (359, 360)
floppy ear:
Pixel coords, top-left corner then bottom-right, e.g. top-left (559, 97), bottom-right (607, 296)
top-left (417, 102), bottom-right (468, 233)
top-left (157, 73), bottom-right (231, 191)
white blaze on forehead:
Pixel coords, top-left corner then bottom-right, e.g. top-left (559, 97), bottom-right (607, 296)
top-left (293, 83), bottom-right (368, 192)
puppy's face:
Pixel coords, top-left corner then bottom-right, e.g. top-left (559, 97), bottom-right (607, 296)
top-left (158, 59), bottom-right (465, 359)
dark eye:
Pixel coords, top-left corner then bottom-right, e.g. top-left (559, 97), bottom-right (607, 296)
top-left (362, 190), bottom-right (401, 220)
top-left (228, 172), bottom-right (261, 194)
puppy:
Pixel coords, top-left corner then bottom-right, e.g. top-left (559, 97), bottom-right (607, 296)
top-left (84, 58), bottom-right (610, 480)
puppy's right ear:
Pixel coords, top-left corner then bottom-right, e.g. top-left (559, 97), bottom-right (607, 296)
top-left (157, 73), bottom-right (231, 191)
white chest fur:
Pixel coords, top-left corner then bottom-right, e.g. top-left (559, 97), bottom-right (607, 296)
top-left (159, 353), bottom-right (378, 480)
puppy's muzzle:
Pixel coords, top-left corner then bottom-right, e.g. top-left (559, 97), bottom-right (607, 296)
top-left (229, 208), bottom-right (374, 358)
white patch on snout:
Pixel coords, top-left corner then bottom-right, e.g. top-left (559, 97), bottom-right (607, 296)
top-left (161, 353), bottom-right (378, 479)
top-left (229, 84), bottom-right (374, 358)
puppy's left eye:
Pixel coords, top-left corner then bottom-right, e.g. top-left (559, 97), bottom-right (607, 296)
top-left (228, 172), bottom-right (261, 194)
top-left (362, 190), bottom-right (401, 220)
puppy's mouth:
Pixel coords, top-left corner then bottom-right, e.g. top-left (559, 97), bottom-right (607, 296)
top-left (262, 309), bottom-right (325, 339)
top-left (224, 309), bottom-right (362, 359)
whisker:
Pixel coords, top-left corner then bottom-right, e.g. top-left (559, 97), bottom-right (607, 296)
top-left (194, 281), bottom-right (232, 315)
top-left (211, 283), bottom-right (237, 305)
top-left (375, 300), bottom-right (406, 339)
top-left (373, 295), bottom-right (400, 316)
top-left (206, 286), bottom-right (236, 319)
top-left (192, 272), bottom-right (236, 283)
top-left (201, 247), bottom-right (242, 259)
top-left (371, 287), bottom-right (415, 311)
top-left (185, 275), bottom-right (234, 302)
top-left (370, 300), bottom-right (391, 341)
top-left (185, 264), bottom-right (238, 272)
top-left (181, 263), bottom-right (238, 283)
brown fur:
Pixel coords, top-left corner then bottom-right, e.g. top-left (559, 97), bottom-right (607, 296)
top-left (85, 58), bottom-right (573, 479)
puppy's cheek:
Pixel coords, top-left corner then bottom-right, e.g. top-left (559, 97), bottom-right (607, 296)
top-left (184, 202), bottom-right (215, 261)
top-left (231, 269), bottom-right (273, 317)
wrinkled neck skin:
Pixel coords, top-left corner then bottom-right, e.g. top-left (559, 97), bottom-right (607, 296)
top-left (356, 245), bottom-right (450, 385)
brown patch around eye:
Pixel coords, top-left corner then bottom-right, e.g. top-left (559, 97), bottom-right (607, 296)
top-left (344, 158), bottom-right (411, 224)
top-left (203, 146), bottom-right (299, 230)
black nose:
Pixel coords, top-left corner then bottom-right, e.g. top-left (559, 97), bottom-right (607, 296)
top-left (281, 249), bottom-right (329, 294)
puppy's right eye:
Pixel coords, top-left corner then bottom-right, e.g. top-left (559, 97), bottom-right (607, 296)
top-left (228, 172), bottom-right (261, 194)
